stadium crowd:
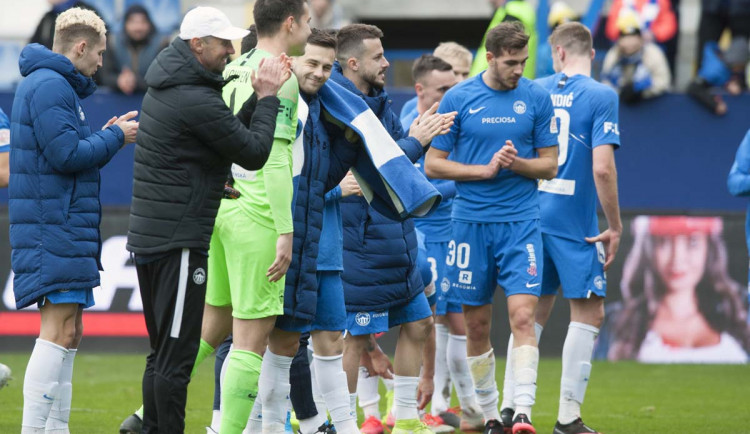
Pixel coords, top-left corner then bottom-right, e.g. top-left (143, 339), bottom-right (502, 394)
top-left (1, 1), bottom-right (750, 434)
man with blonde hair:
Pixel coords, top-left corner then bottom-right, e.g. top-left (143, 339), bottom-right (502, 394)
top-left (11, 7), bottom-right (138, 433)
top-left (400, 41), bottom-right (473, 127)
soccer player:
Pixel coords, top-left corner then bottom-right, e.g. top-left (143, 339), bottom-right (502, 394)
top-left (502, 22), bottom-right (622, 434)
top-left (195, 1), bottom-right (309, 432)
top-left (728, 128), bottom-right (750, 293)
top-left (330, 23), bottom-right (454, 434)
top-left (0, 108), bottom-right (10, 391)
top-left (403, 54), bottom-right (485, 432)
top-left (273, 28), bottom-right (365, 434)
top-left (10, 8), bottom-right (139, 433)
top-left (425, 21), bottom-right (558, 434)
top-left (400, 42), bottom-right (473, 128)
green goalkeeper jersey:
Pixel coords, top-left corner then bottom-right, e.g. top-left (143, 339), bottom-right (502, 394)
top-left (222, 48), bottom-right (299, 235)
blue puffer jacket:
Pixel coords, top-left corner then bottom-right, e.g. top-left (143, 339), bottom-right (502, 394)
top-left (330, 64), bottom-right (425, 311)
top-left (284, 91), bottom-right (358, 321)
top-left (9, 44), bottom-right (124, 309)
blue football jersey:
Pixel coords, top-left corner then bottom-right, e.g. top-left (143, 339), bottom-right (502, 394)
top-left (431, 74), bottom-right (558, 223)
top-left (535, 73), bottom-right (620, 240)
top-left (404, 107), bottom-right (455, 242)
top-left (414, 153), bottom-right (455, 242)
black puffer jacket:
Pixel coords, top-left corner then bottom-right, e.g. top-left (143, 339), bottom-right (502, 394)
top-left (127, 38), bottom-right (279, 255)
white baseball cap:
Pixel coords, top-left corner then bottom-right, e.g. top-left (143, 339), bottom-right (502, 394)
top-left (179, 6), bottom-right (250, 41)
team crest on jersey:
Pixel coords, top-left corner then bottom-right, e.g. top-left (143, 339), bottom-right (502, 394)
top-left (78, 106), bottom-right (85, 122)
top-left (193, 268), bottom-right (206, 285)
top-left (526, 244), bottom-right (538, 277)
top-left (441, 277), bottom-right (450, 293)
top-left (355, 312), bottom-right (371, 326)
top-left (513, 100), bottom-right (526, 114)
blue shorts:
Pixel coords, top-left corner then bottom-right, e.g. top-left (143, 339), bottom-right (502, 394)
top-left (38, 288), bottom-right (94, 309)
top-left (541, 233), bottom-right (606, 299)
top-left (448, 220), bottom-right (543, 306)
top-left (276, 271), bottom-right (347, 333)
top-left (427, 241), bottom-right (462, 316)
top-left (346, 292), bottom-right (432, 336)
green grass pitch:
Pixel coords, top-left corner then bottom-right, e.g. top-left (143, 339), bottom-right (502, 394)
top-left (0, 353), bottom-right (749, 433)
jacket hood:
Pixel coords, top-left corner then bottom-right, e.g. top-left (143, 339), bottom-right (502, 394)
top-left (19, 43), bottom-right (97, 98)
top-left (330, 61), bottom-right (389, 117)
top-left (145, 37), bottom-right (226, 90)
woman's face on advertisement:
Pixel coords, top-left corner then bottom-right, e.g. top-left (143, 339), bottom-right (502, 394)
top-left (654, 233), bottom-right (709, 293)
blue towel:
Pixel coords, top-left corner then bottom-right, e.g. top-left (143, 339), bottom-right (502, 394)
top-left (316, 80), bottom-right (441, 221)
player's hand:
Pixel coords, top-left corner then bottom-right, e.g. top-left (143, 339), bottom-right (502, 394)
top-left (417, 375), bottom-right (434, 410)
top-left (585, 228), bottom-right (621, 271)
top-left (339, 171), bottom-right (362, 197)
top-left (366, 346), bottom-right (394, 379)
top-left (252, 55), bottom-right (291, 99)
top-left (113, 111), bottom-right (139, 145)
top-left (267, 232), bottom-right (293, 282)
top-left (410, 102), bottom-right (457, 147)
top-left (496, 140), bottom-right (518, 169)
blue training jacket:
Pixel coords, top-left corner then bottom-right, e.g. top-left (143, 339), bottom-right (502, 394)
top-left (330, 64), bottom-right (426, 311)
top-left (284, 91), bottom-right (357, 320)
top-left (9, 44), bottom-right (124, 309)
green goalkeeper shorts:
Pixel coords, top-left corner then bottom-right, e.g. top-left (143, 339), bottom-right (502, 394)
top-left (205, 199), bottom-right (284, 320)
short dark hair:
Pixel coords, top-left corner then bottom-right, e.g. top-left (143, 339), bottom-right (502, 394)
top-left (336, 24), bottom-right (384, 61)
top-left (253, 0), bottom-right (305, 37)
top-left (308, 28), bottom-right (337, 50)
top-left (485, 21), bottom-right (529, 56)
top-left (412, 54), bottom-right (453, 83)
top-left (548, 22), bottom-right (592, 56)
top-left (241, 24), bottom-right (257, 54)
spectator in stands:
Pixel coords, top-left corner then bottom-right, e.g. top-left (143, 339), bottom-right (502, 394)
top-left (686, 38), bottom-right (748, 115)
top-left (30, 0), bottom-right (102, 50)
top-left (310, 0), bottom-right (350, 29)
top-left (609, 216), bottom-right (750, 363)
top-left (695, 0), bottom-right (750, 80)
top-left (601, 12), bottom-right (671, 103)
top-left (605, 0), bottom-right (677, 45)
top-left (101, 5), bottom-right (168, 95)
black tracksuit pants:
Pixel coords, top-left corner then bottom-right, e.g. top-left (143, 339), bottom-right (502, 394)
top-left (136, 248), bottom-right (207, 434)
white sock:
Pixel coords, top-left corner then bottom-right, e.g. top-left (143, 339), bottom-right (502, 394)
top-left (356, 367), bottom-right (381, 419)
top-left (447, 334), bottom-right (481, 415)
top-left (512, 345), bottom-right (539, 420)
top-left (312, 354), bottom-right (357, 432)
top-left (246, 398), bottom-right (262, 433)
top-left (393, 375), bottom-right (419, 421)
top-left (501, 323), bottom-right (543, 411)
top-left (309, 353), bottom-right (326, 418)
top-left (22, 339), bottom-right (68, 433)
top-left (466, 348), bottom-right (500, 422)
top-left (349, 393), bottom-right (357, 415)
top-left (432, 324), bottom-right (451, 415)
top-left (558, 322), bottom-right (598, 424)
top-left (45, 348), bottom-right (76, 433)
top-left (210, 409), bottom-right (221, 432)
top-left (259, 349), bottom-right (293, 432)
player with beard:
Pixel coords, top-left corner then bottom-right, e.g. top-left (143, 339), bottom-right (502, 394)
top-left (330, 23), bottom-right (456, 434)
top-left (425, 21), bottom-right (558, 434)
